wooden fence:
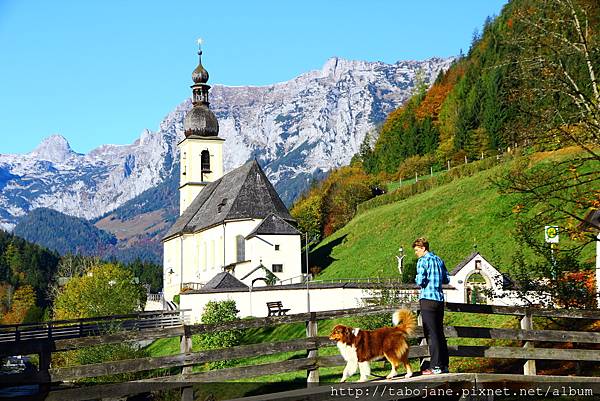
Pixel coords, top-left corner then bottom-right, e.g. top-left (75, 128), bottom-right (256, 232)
top-left (1, 302), bottom-right (599, 400)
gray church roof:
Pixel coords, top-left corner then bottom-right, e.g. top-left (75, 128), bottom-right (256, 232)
top-left (202, 272), bottom-right (248, 290)
top-left (246, 213), bottom-right (301, 238)
top-left (163, 160), bottom-right (295, 241)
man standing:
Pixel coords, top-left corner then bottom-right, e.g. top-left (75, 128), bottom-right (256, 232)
top-left (413, 237), bottom-right (450, 374)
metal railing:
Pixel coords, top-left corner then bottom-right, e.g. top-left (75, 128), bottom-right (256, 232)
top-left (277, 274), bottom-right (311, 285)
top-left (0, 309), bottom-right (191, 343)
top-left (146, 292), bottom-right (163, 302)
top-left (308, 277), bottom-right (406, 285)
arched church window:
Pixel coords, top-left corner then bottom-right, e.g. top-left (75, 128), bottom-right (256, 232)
top-left (236, 235), bottom-right (245, 262)
top-left (201, 150), bottom-right (210, 172)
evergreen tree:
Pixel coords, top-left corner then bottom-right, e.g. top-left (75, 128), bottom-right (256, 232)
top-left (481, 69), bottom-right (507, 151)
top-left (420, 117), bottom-right (440, 155)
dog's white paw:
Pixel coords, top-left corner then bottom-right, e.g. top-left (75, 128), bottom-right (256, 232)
top-left (358, 377), bottom-right (369, 382)
top-left (404, 372), bottom-right (413, 379)
top-left (340, 377), bottom-right (347, 383)
top-left (386, 373), bottom-right (397, 379)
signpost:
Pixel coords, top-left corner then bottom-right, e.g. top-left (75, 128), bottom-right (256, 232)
top-left (545, 226), bottom-right (559, 279)
top-left (545, 226), bottom-right (559, 243)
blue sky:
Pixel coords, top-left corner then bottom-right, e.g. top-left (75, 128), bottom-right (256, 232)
top-left (0, 0), bottom-right (508, 155)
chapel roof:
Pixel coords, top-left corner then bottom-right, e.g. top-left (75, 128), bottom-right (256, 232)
top-left (246, 213), bottom-right (301, 238)
top-left (202, 272), bottom-right (248, 290)
top-left (449, 251), bottom-right (481, 275)
top-left (163, 159), bottom-right (295, 241)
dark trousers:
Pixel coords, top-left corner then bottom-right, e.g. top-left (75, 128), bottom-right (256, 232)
top-left (420, 298), bottom-right (449, 369)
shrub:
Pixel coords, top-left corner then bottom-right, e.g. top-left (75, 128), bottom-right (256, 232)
top-left (196, 300), bottom-right (242, 369)
top-left (396, 154), bottom-right (436, 180)
top-left (53, 263), bottom-right (146, 320)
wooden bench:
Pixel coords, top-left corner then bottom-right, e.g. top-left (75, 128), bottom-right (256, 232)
top-left (266, 301), bottom-right (290, 317)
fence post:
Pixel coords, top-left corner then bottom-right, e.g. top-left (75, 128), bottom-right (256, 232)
top-left (306, 312), bottom-right (319, 386)
top-left (520, 310), bottom-right (536, 375)
top-left (39, 342), bottom-right (52, 393)
top-left (180, 325), bottom-right (194, 401)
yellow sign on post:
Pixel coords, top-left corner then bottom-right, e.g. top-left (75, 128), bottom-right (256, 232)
top-left (545, 226), bottom-right (559, 243)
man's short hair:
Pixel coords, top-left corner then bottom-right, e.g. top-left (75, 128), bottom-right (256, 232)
top-left (412, 237), bottom-right (429, 251)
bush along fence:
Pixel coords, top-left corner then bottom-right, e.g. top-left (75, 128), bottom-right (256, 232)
top-left (1, 302), bottom-right (599, 401)
top-left (358, 153), bottom-right (516, 215)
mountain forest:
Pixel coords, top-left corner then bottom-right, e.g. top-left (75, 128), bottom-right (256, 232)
top-left (291, 0), bottom-right (599, 256)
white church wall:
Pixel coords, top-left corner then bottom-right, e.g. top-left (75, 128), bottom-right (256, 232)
top-left (165, 219), bottom-right (304, 297)
top-left (163, 237), bottom-right (182, 302)
top-left (194, 225), bottom-right (225, 276)
top-left (244, 234), bottom-right (302, 284)
top-left (180, 286), bottom-right (373, 323)
top-left (179, 234), bottom-right (204, 285)
top-left (222, 219), bottom-right (260, 265)
top-left (178, 286), bottom-right (544, 322)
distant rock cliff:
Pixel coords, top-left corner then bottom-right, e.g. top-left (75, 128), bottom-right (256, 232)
top-left (0, 56), bottom-right (453, 232)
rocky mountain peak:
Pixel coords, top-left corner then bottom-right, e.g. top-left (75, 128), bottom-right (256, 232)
top-left (30, 134), bottom-right (77, 163)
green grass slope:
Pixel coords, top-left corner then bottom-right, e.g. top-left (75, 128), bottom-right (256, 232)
top-left (310, 153), bottom-right (593, 279)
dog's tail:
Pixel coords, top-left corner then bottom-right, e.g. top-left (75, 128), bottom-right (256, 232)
top-left (392, 309), bottom-right (416, 335)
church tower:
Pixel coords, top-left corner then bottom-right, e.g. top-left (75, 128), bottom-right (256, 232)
top-left (179, 42), bottom-right (225, 214)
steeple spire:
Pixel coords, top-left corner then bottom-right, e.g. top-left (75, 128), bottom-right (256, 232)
top-left (184, 38), bottom-right (219, 137)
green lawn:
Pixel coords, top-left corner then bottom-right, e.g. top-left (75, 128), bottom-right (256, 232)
top-left (310, 153), bottom-right (595, 280)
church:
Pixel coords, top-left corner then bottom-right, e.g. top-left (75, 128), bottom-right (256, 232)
top-left (162, 47), bottom-right (303, 303)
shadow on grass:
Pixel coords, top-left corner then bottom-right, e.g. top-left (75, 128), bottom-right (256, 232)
top-left (309, 234), bottom-right (347, 274)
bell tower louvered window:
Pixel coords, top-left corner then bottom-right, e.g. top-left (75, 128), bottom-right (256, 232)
top-left (201, 150), bottom-right (210, 173)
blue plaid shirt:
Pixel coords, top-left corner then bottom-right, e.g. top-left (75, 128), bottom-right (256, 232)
top-left (415, 251), bottom-right (450, 301)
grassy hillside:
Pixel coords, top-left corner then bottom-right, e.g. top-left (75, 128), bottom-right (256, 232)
top-left (310, 150), bottom-right (595, 279)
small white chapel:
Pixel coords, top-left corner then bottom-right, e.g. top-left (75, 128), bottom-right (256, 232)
top-left (161, 47), bottom-right (302, 303)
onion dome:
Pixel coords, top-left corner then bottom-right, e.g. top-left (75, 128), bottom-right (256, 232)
top-left (192, 59), bottom-right (209, 84)
top-left (184, 104), bottom-right (219, 137)
top-left (184, 43), bottom-right (219, 137)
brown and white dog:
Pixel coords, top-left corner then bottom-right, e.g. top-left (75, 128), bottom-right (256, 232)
top-left (329, 309), bottom-right (416, 382)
